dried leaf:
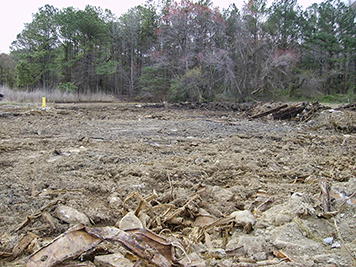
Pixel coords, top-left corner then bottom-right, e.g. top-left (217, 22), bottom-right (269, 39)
top-left (26, 225), bottom-right (101, 267)
top-left (85, 226), bottom-right (174, 267)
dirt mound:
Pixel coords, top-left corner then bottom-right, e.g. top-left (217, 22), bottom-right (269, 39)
top-left (0, 102), bottom-right (355, 266)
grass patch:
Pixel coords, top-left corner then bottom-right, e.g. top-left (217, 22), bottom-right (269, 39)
top-left (318, 94), bottom-right (352, 104)
top-left (0, 86), bottom-right (115, 104)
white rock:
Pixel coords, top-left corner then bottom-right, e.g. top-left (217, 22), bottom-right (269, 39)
top-left (230, 210), bottom-right (255, 226)
top-left (117, 211), bottom-right (143, 230)
top-left (54, 205), bottom-right (90, 225)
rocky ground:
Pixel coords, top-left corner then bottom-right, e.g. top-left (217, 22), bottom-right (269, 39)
top-left (0, 101), bottom-right (355, 267)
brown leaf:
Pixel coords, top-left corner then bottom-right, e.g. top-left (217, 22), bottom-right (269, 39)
top-left (26, 225), bottom-right (101, 267)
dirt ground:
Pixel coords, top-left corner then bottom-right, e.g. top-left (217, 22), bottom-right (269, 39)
top-left (0, 101), bottom-right (355, 266)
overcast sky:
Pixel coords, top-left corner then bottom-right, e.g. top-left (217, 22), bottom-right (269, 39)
top-left (0, 0), bottom-right (323, 54)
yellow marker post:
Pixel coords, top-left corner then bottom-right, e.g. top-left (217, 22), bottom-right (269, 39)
top-left (42, 97), bottom-right (46, 108)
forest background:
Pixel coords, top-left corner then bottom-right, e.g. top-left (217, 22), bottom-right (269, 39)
top-left (0, 0), bottom-right (356, 103)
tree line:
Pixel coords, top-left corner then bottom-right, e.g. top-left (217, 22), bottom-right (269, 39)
top-left (0, 0), bottom-right (355, 102)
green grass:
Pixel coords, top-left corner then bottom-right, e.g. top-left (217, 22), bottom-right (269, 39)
top-left (318, 94), bottom-right (353, 104)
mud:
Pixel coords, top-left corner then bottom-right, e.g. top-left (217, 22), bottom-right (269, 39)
top-left (0, 102), bottom-right (355, 266)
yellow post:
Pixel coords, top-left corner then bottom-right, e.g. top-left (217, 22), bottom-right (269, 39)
top-left (42, 97), bottom-right (46, 108)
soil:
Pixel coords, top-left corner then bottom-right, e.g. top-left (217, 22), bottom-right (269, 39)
top-left (0, 101), bottom-right (355, 266)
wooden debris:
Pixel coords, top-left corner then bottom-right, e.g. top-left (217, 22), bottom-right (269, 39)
top-left (250, 102), bottom-right (324, 121)
top-left (319, 178), bottom-right (331, 213)
top-left (272, 103), bottom-right (306, 120)
top-left (12, 232), bottom-right (38, 259)
top-left (251, 104), bottom-right (288, 119)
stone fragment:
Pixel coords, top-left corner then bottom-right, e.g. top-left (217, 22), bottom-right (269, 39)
top-left (236, 235), bottom-right (267, 261)
top-left (271, 222), bottom-right (322, 254)
top-left (108, 193), bottom-right (122, 209)
top-left (116, 211), bottom-right (143, 230)
top-left (217, 259), bottom-right (233, 266)
top-left (225, 231), bottom-right (240, 252)
top-left (190, 242), bottom-right (208, 253)
top-left (313, 254), bottom-right (338, 264)
top-left (94, 253), bottom-right (132, 267)
top-left (230, 210), bottom-right (255, 227)
top-left (274, 213), bottom-right (292, 226)
top-left (211, 187), bottom-right (234, 203)
top-left (54, 205), bottom-right (90, 225)
top-left (211, 248), bottom-right (226, 259)
top-left (255, 194), bottom-right (314, 228)
top-left (179, 252), bottom-right (206, 267)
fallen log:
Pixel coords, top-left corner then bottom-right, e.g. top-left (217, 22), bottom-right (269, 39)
top-left (272, 103), bottom-right (306, 120)
top-left (251, 104), bottom-right (288, 119)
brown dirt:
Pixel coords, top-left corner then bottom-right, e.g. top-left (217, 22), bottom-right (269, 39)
top-left (0, 102), bottom-right (355, 266)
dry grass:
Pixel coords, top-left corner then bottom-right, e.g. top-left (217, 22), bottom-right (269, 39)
top-left (0, 86), bottom-right (115, 104)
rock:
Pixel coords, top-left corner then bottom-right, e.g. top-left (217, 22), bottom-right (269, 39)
top-left (180, 252), bottom-right (206, 267)
top-left (226, 231), bottom-right (240, 252)
top-left (190, 242), bottom-right (208, 253)
top-left (116, 211), bottom-right (143, 230)
top-left (236, 235), bottom-right (267, 261)
top-left (230, 210), bottom-right (255, 227)
top-left (210, 258), bottom-right (217, 266)
top-left (94, 253), bottom-right (132, 267)
top-left (54, 205), bottom-right (90, 225)
top-left (204, 204), bottom-right (223, 218)
top-left (138, 212), bottom-right (150, 229)
top-left (270, 222), bottom-right (322, 255)
top-left (216, 259), bottom-right (233, 266)
top-left (255, 195), bottom-right (313, 228)
top-left (211, 187), bottom-right (234, 203)
top-left (313, 254), bottom-right (339, 265)
top-left (274, 213), bottom-right (292, 226)
top-left (211, 248), bottom-right (226, 259)
top-left (108, 193), bottom-right (122, 209)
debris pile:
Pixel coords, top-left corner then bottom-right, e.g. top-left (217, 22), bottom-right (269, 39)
top-left (1, 178), bottom-right (356, 266)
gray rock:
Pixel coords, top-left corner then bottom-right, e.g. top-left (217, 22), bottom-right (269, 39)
top-left (229, 235), bottom-right (268, 261)
top-left (226, 231), bottom-right (241, 252)
top-left (256, 195), bottom-right (314, 228)
top-left (271, 222), bottom-right (322, 255)
top-left (313, 254), bottom-right (339, 264)
top-left (274, 213), bottom-right (292, 226)
top-left (211, 187), bottom-right (234, 203)
top-left (54, 205), bottom-right (90, 225)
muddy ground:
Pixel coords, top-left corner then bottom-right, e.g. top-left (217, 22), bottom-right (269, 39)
top-left (0, 101), bottom-right (355, 266)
